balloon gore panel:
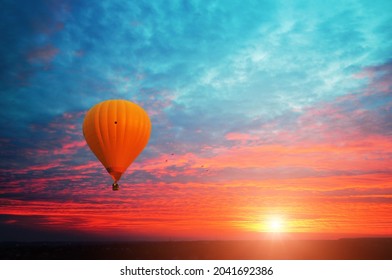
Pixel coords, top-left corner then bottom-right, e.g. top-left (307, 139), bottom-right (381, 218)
top-left (83, 100), bottom-right (151, 184)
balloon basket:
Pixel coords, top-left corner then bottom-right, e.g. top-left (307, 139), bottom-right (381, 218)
top-left (112, 182), bottom-right (119, 191)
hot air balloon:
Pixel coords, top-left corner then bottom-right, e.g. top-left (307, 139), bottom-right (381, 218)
top-left (83, 99), bottom-right (151, 191)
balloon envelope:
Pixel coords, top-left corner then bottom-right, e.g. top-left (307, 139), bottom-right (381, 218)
top-left (83, 100), bottom-right (151, 187)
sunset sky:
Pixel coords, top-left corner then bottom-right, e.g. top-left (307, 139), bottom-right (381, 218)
top-left (1, 0), bottom-right (391, 241)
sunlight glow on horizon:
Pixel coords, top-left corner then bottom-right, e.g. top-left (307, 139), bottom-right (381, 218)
top-left (268, 217), bottom-right (284, 233)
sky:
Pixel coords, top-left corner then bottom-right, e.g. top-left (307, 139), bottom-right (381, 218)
top-left (0, 0), bottom-right (391, 241)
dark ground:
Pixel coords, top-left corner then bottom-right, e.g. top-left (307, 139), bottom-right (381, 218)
top-left (1, 238), bottom-right (391, 260)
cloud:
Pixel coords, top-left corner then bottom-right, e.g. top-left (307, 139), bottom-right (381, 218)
top-left (27, 44), bottom-right (59, 66)
top-left (1, 0), bottom-right (392, 240)
top-left (0, 0), bottom-right (70, 89)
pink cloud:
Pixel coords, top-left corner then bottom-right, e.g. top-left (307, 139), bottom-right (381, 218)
top-left (353, 68), bottom-right (375, 79)
top-left (33, 21), bottom-right (64, 36)
top-left (70, 161), bottom-right (101, 171)
top-left (225, 132), bottom-right (259, 142)
top-left (54, 139), bottom-right (86, 155)
top-left (136, 89), bottom-right (175, 117)
top-left (353, 61), bottom-right (392, 95)
top-left (27, 44), bottom-right (59, 65)
top-left (5, 162), bottom-right (62, 175)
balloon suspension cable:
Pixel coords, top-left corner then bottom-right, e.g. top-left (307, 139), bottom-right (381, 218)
top-left (112, 181), bottom-right (119, 191)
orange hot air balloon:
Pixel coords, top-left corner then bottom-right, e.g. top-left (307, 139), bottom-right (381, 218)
top-left (83, 99), bottom-right (151, 191)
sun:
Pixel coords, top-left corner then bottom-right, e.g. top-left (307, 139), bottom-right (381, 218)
top-left (266, 216), bottom-right (285, 233)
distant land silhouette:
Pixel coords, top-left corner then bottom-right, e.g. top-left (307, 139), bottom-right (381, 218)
top-left (1, 238), bottom-right (391, 260)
